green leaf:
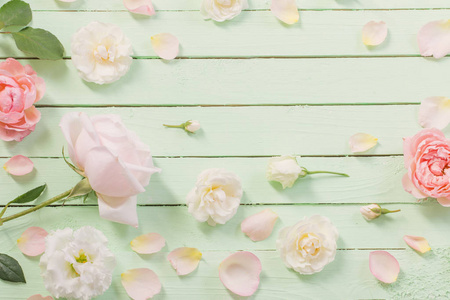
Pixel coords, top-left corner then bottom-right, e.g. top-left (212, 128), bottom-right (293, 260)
top-left (12, 27), bottom-right (64, 60)
top-left (0, 0), bottom-right (32, 29)
top-left (0, 184), bottom-right (46, 218)
top-left (68, 178), bottom-right (92, 199)
top-left (0, 254), bottom-right (26, 283)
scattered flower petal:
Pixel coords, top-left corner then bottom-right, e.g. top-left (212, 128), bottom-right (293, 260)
top-left (403, 235), bottom-right (431, 253)
top-left (369, 251), bottom-right (400, 284)
top-left (417, 19), bottom-right (450, 59)
top-left (241, 209), bottom-right (278, 241)
top-left (419, 96), bottom-right (450, 130)
top-left (17, 227), bottom-right (47, 257)
top-left (349, 133), bottom-right (378, 153)
top-left (270, 0), bottom-right (299, 25)
top-left (362, 21), bottom-right (388, 46)
top-left (167, 247), bottom-right (202, 275)
top-left (151, 33), bottom-right (179, 60)
top-left (27, 295), bottom-right (53, 300)
top-left (124, 0), bottom-right (156, 16)
top-left (121, 268), bottom-right (161, 300)
top-left (3, 155), bottom-right (34, 176)
top-left (130, 233), bottom-right (165, 254)
top-left (219, 251), bottom-right (261, 297)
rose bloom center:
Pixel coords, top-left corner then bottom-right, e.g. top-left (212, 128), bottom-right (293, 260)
top-left (93, 42), bottom-right (117, 63)
top-left (296, 233), bottom-right (321, 257)
top-left (0, 86), bottom-right (24, 114)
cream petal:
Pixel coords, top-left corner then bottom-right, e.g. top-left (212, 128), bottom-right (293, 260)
top-left (130, 233), bottom-right (165, 254)
top-left (437, 197), bottom-right (450, 207)
top-left (27, 295), bottom-right (53, 300)
top-left (167, 247), bottom-right (202, 275)
top-left (151, 33), bottom-right (179, 60)
top-left (403, 235), bottom-right (431, 253)
top-left (417, 19), bottom-right (450, 59)
top-left (369, 251), bottom-right (400, 284)
top-left (241, 209), bottom-right (278, 242)
top-left (17, 227), bottom-right (48, 256)
top-left (270, 0), bottom-right (299, 25)
top-left (349, 133), bottom-right (378, 153)
top-left (121, 268), bottom-right (161, 300)
top-left (3, 155), bottom-right (34, 176)
top-left (419, 96), bottom-right (450, 130)
top-left (362, 21), bottom-right (388, 46)
top-left (124, 0), bottom-right (156, 16)
top-left (219, 251), bottom-right (262, 297)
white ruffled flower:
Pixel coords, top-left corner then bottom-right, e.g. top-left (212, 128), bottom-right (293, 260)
top-left (266, 156), bottom-right (305, 189)
top-left (200, 0), bottom-right (249, 22)
top-left (71, 21), bottom-right (133, 85)
top-left (277, 215), bottom-right (338, 275)
top-left (39, 226), bottom-right (116, 300)
top-left (187, 168), bottom-right (243, 226)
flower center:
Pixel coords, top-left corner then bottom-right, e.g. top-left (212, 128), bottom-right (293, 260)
top-left (75, 249), bottom-right (89, 264)
top-left (296, 233), bottom-right (321, 257)
top-left (94, 44), bottom-right (116, 63)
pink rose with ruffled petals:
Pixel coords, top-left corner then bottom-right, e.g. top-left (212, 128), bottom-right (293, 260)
top-left (0, 58), bottom-right (45, 142)
top-left (403, 128), bottom-right (450, 206)
top-left (59, 112), bottom-right (161, 227)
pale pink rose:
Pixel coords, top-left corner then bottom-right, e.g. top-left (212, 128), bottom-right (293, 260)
top-left (60, 112), bottom-right (161, 227)
top-left (402, 128), bottom-right (450, 206)
top-left (0, 58), bottom-right (45, 141)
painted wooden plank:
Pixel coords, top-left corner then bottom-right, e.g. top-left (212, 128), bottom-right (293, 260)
top-left (1, 11), bottom-right (449, 58)
top-left (0, 156), bottom-right (414, 205)
top-left (26, 0), bottom-right (450, 11)
top-left (16, 58), bottom-right (450, 106)
top-left (0, 106), bottom-right (431, 157)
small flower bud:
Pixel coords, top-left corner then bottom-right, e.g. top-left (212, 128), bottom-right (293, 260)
top-left (185, 120), bottom-right (201, 133)
top-left (360, 204), bottom-right (382, 220)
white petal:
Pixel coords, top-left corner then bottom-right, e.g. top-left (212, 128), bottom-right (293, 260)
top-left (167, 247), bottom-right (202, 275)
top-left (349, 133), bottom-right (378, 153)
top-left (362, 21), bottom-right (388, 46)
top-left (419, 96), bottom-right (450, 130)
top-left (369, 251), bottom-right (400, 284)
top-left (417, 19), bottom-right (450, 59)
top-left (130, 233), bottom-right (166, 254)
top-left (219, 251), bottom-right (261, 297)
top-left (3, 155), bottom-right (34, 176)
top-left (17, 227), bottom-right (48, 256)
top-left (124, 0), bottom-right (156, 16)
top-left (151, 33), bottom-right (179, 60)
top-left (241, 209), bottom-right (278, 241)
top-left (403, 235), bottom-right (431, 253)
top-left (97, 194), bottom-right (139, 227)
top-left (121, 268), bottom-right (161, 300)
top-left (270, 0), bottom-right (299, 25)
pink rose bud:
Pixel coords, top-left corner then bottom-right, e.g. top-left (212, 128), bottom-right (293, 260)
top-left (360, 204), bottom-right (381, 220)
top-left (185, 120), bottom-right (201, 133)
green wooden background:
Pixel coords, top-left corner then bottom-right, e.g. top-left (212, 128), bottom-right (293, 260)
top-left (0, 0), bottom-right (449, 299)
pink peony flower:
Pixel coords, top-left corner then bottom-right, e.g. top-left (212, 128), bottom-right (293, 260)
top-left (0, 58), bottom-right (45, 142)
top-left (402, 128), bottom-right (450, 206)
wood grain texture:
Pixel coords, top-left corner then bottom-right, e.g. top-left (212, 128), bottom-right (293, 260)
top-left (0, 11), bottom-right (449, 58)
top-left (13, 58), bottom-right (450, 106)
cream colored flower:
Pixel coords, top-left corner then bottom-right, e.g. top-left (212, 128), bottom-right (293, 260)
top-left (276, 215), bottom-right (338, 275)
top-left (71, 22), bottom-right (133, 84)
top-left (266, 156), bottom-right (305, 189)
top-left (200, 0), bottom-right (248, 22)
top-left (187, 168), bottom-right (243, 226)
top-left (39, 226), bottom-right (116, 300)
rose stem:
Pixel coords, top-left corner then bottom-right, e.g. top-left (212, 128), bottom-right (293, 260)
top-left (306, 171), bottom-right (350, 177)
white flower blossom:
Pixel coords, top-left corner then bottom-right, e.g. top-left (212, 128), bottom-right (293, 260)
top-left (200, 0), bottom-right (248, 22)
top-left (266, 156), bottom-right (305, 189)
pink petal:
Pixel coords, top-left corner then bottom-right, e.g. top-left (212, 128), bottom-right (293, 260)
top-left (124, 0), bottom-right (156, 16)
top-left (219, 251), bottom-right (262, 297)
top-left (27, 295), bottom-right (53, 300)
top-left (167, 247), bottom-right (202, 275)
top-left (417, 19), bottom-right (450, 59)
top-left (270, 0), bottom-right (299, 25)
top-left (362, 21), bottom-right (388, 46)
top-left (151, 33), bottom-right (179, 60)
top-left (403, 235), bottom-right (431, 253)
top-left (130, 233), bottom-right (165, 254)
top-left (369, 251), bottom-right (400, 284)
top-left (97, 194), bottom-right (139, 227)
top-left (419, 96), bottom-right (450, 130)
top-left (121, 268), bottom-right (161, 300)
top-left (402, 173), bottom-right (428, 199)
top-left (349, 133), bottom-right (378, 153)
top-left (437, 197), bottom-right (450, 207)
top-left (241, 209), bottom-right (278, 242)
top-left (17, 227), bottom-right (48, 256)
top-left (3, 155), bottom-right (34, 176)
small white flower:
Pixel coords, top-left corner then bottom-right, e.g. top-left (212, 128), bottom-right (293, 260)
top-left (266, 156), bottom-right (305, 189)
top-left (360, 204), bottom-right (381, 220)
top-left (71, 21), bottom-right (133, 85)
top-left (39, 226), bottom-right (116, 300)
top-left (277, 215), bottom-right (339, 275)
top-left (200, 0), bottom-right (249, 22)
top-left (187, 168), bottom-right (243, 226)
top-left (185, 120), bottom-right (201, 133)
